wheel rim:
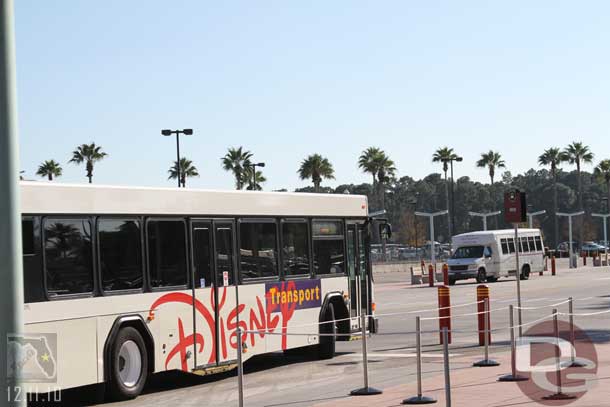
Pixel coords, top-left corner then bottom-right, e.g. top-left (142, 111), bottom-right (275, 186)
top-left (118, 340), bottom-right (142, 388)
top-left (478, 270), bottom-right (485, 281)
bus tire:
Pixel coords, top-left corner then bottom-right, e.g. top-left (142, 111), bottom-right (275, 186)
top-left (108, 327), bottom-right (148, 400)
top-left (476, 268), bottom-right (486, 283)
top-left (318, 303), bottom-right (336, 360)
top-left (520, 265), bottom-right (530, 280)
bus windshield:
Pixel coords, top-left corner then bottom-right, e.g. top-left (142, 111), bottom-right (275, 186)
top-left (452, 245), bottom-right (484, 259)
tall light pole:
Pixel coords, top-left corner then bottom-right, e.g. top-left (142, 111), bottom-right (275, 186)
top-left (161, 128), bottom-right (193, 187)
top-left (442, 156), bottom-right (463, 238)
top-left (527, 209), bottom-right (546, 229)
top-left (557, 211), bottom-right (585, 268)
top-left (415, 210), bottom-right (449, 268)
top-left (247, 162), bottom-right (265, 190)
top-left (468, 210), bottom-right (502, 231)
top-left (408, 193), bottom-right (419, 258)
top-left (592, 213), bottom-right (609, 261)
top-left (1, 0), bottom-right (24, 402)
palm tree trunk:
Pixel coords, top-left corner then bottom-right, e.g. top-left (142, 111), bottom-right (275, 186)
top-left (314, 180), bottom-right (320, 193)
top-left (88, 175), bottom-right (92, 184)
top-left (444, 170), bottom-right (451, 238)
top-left (577, 165), bottom-right (583, 245)
top-left (48, 174), bottom-right (52, 181)
top-left (489, 166), bottom-right (494, 185)
top-left (553, 170), bottom-right (559, 248)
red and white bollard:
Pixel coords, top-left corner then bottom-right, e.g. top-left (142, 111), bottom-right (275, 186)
top-left (428, 264), bottom-right (435, 287)
top-left (477, 285), bottom-right (491, 346)
top-left (438, 286), bottom-right (451, 344)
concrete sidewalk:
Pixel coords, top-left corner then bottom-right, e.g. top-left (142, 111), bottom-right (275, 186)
top-left (314, 342), bottom-right (610, 407)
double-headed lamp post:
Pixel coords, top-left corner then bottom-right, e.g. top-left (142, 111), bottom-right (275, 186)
top-left (592, 212), bottom-right (610, 261)
top-left (415, 210), bottom-right (449, 268)
top-left (161, 128), bottom-right (193, 187)
top-left (527, 209), bottom-right (546, 229)
top-left (247, 162), bottom-right (265, 190)
top-left (556, 211), bottom-right (585, 269)
top-left (468, 211), bottom-right (502, 231)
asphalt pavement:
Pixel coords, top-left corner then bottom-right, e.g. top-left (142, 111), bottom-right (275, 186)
top-left (58, 263), bottom-right (610, 407)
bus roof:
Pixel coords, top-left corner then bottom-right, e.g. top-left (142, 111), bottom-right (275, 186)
top-left (453, 229), bottom-right (541, 239)
top-left (19, 182), bottom-right (369, 218)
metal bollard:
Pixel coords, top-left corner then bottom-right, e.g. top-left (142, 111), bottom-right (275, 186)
top-left (498, 305), bottom-right (527, 382)
top-left (350, 313), bottom-right (382, 396)
top-left (473, 298), bottom-right (499, 367)
top-left (442, 327), bottom-right (451, 407)
top-left (567, 297), bottom-right (585, 368)
top-left (402, 316), bottom-right (436, 404)
top-left (237, 328), bottom-right (244, 407)
top-left (542, 310), bottom-right (576, 400)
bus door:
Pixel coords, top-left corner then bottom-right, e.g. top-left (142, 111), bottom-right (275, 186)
top-left (347, 222), bottom-right (367, 330)
top-left (358, 224), bottom-right (371, 321)
top-left (191, 219), bottom-right (238, 368)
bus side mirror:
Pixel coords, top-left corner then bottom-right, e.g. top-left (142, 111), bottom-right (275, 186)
top-left (380, 223), bottom-right (392, 240)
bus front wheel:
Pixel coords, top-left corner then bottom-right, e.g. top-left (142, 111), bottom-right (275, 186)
top-left (318, 303), bottom-right (336, 359)
top-left (108, 327), bottom-right (148, 400)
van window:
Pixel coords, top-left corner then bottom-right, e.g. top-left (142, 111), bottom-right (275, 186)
top-left (535, 236), bottom-right (543, 251)
top-left (508, 238), bottom-right (516, 253)
top-left (484, 247), bottom-right (492, 258)
top-left (501, 239), bottom-right (509, 255)
top-left (520, 237), bottom-right (530, 253)
top-left (527, 236), bottom-right (536, 252)
top-left (452, 246), bottom-right (484, 259)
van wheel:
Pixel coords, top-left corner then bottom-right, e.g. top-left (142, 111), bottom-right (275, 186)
top-left (487, 276), bottom-right (498, 283)
top-left (108, 327), bottom-right (148, 400)
top-left (520, 265), bottom-right (530, 280)
top-left (448, 278), bottom-right (456, 286)
top-left (476, 268), bottom-right (487, 283)
top-left (318, 303), bottom-right (336, 359)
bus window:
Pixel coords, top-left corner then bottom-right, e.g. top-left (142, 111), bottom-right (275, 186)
top-left (535, 236), bottom-right (543, 251)
top-left (239, 221), bottom-right (278, 280)
top-left (501, 239), bottom-right (509, 255)
top-left (527, 236), bottom-right (536, 252)
top-left (508, 237), bottom-right (515, 253)
top-left (281, 221), bottom-right (310, 277)
top-left (98, 219), bottom-right (143, 292)
top-left (312, 220), bottom-right (345, 276)
top-left (147, 220), bottom-right (188, 288)
top-left (520, 237), bottom-right (530, 252)
top-left (192, 222), bottom-right (213, 288)
top-left (43, 218), bottom-right (93, 296)
top-left (22, 219), bottom-right (35, 256)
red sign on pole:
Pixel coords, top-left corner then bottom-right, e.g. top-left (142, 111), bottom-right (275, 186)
top-left (504, 190), bottom-right (527, 224)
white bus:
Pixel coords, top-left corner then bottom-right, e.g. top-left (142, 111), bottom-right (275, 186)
top-left (17, 182), bottom-right (380, 400)
top-left (447, 229), bottom-right (545, 285)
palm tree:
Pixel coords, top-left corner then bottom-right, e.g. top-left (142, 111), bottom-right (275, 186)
top-left (432, 147), bottom-right (458, 236)
top-left (36, 160), bottom-right (63, 181)
top-left (298, 154), bottom-right (335, 193)
top-left (358, 147), bottom-right (396, 209)
top-left (244, 167), bottom-right (267, 191)
top-left (594, 159), bottom-right (610, 211)
top-left (69, 143), bottom-right (107, 183)
top-left (168, 157), bottom-right (199, 187)
top-left (476, 150), bottom-right (505, 185)
top-left (221, 147), bottom-right (253, 190)
top-left (564, 142), bottom-right (594, 211)
top-left (538, 147), bottom-right (567, 247)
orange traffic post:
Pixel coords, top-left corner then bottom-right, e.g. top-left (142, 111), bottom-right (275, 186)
top-left (438, 286), bottom-right (451, 344)
top-left (428, 264), bottom-right (435, 287)
top-left (551, 255), bottom-right (556, 276)
top-left (442, 263), bottom-right (449, 286)
top-left (476, 285), bottom-right (491, 346)
top-left (420, 259), bottom-right (425, 274)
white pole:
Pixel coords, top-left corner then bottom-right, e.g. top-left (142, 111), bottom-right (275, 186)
top-left (0, 1), bottom-right (24, 404)
top-left (482, 217), bottom-right (487, 231)
top-left (514, 223), bottom-right (522, 337)
top-left (528, 215), bottom-right (533, 229)
top-left (568, 215), bottom-right (575, 268)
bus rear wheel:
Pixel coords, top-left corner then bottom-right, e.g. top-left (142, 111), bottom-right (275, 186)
top-left (108, 327), bottom-right (148, 400)
top-left (318, 303), bottom-right (336, 360)
top-left (520, 265), bottom-right (530, 280)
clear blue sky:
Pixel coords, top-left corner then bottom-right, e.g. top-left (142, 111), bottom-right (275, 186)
top-left (14, 1), bottom-right (610, 190)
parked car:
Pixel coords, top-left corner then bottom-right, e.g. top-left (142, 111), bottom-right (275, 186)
top-left (581, 241), bottom-right (606, 256)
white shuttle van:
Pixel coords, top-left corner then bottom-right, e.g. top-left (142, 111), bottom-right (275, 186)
top-left (447, 229), bottom-right (545, 285)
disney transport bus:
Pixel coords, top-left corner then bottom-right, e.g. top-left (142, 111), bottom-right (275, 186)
top-left (18, 182), bottom-right (378, 400)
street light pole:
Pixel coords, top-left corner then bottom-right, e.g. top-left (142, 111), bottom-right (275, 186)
top-left (1, 0), bottom-right (25, 402)
top-left (443, 156), bottom-right (462, 239)
top-left (592, 213), bottom-right (610, 261)
top-left (557, 211), bottom-right (585, 269)
top-left (468, 211), bottom-right (502, 231)
top-left (161, 128), bottom-right (193, 187)
top-left (247, 162), bottom-right (266, 190)
top-left (415, 210), bottom-right (449, 268)
top-left (527, 209), bottom-right (546, 229)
